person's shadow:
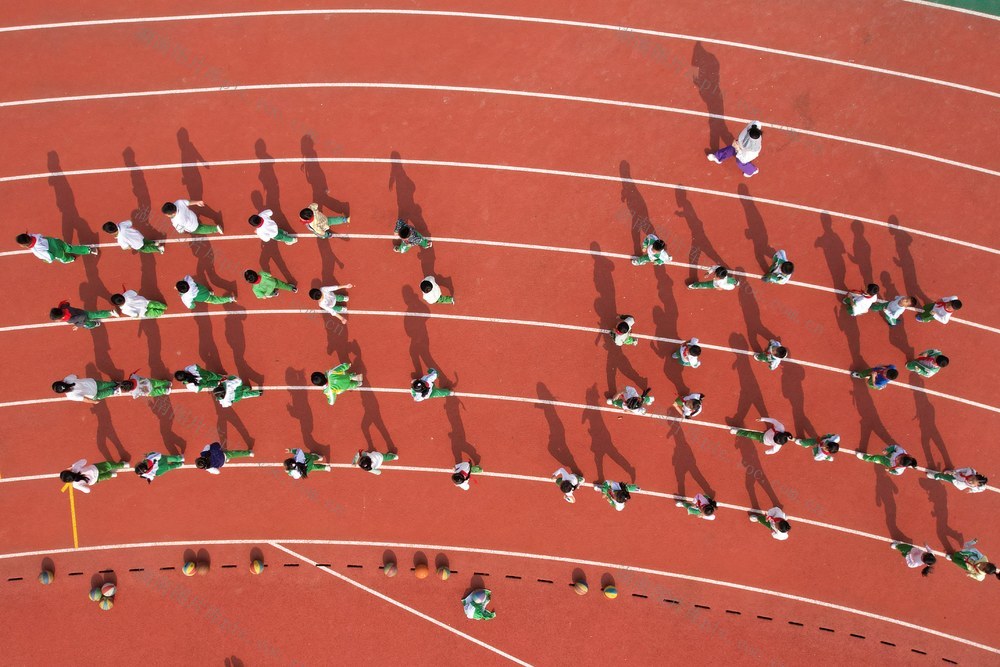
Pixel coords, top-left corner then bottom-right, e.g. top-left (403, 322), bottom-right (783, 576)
top-left (146, 395), bottom-right (186, 456)
top-left (737, 184), bottom-right (772, 271)
top-left (194, 314), bottom-right (224, 372)
top-left (675, 189), bottom-right (725, 275)
top-left (670, 424), bottom-right (713, 498)
top-left (619, 160), bottom-right (653, 254)
top-left (86, 362), bottom-right (129, 462)
top-left (727, 332), bottom-right (768, 426)
top-left (285, 367), bottom-right (329, 460)
top-left (346, 339), bottom-right (395, 453)
top-left (815, 213), bottom-right (848, 291)
top-left (691, 41), bottom-right (734, 152)
top-left (536, 383), bottom-right (579, 472)
top-left (253, 138), bottom-right (295, 279)
top-left (591, 242), bottom-right (647, 393)
top-left (389, 151), bottom-right (437, 277)
top-left (650, 271), bottom-right (684, 395)
top-left (583, 384), bottom-right (635, 483)
top-left (444, 397), bottom-right (479, 464)
top-left (910, 377), bottom-right (953, 471)
top-left (879, 271), bottom-right (914, 358)
top-left (735, 266), bottom-right (777, 351)
top-left (888, 215), bottom-right (929, 304)
top-left (402, 284), bottom-right (440, 375)
top-left (780, 363), bottom-right (815, 437)
top-left (177, 128), bottom-right (223, 225)
top-left (850, 381), bottom-right (895, 455)
top-left (918, 477), bottom-right (964, 552)
top-left (735, 437), bottom-right (781, 511)
top-left (847, 220), bottom-right (875, 288)
top-left (873, 467), bottom-right (912, 544)
top-left (832, 301), bottom-right (865, 368)
top-left (225, 305), bottom-right (264, 388)
top-left (214, 401), bottom-right (255, 453)
top-left (301, 134), bottom-right (348, 279)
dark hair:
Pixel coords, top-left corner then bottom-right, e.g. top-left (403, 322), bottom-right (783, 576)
top-left (780, 261), bottom-right (794, 275)
top-left (419, 280), bottom-right (433, 294)
top-left (52, 381), bottom-right (72, 393)
top-left (310, 372), bottom-right (326, 386)
top-left (885, 368), bottom-right (899, 380)
top-left (950, 299), bottom-right (963, 310)
top-left (922, 553), bottom-right (937, 567)
top-left (625, 396), bottom-right (642, 411)
top-left (898, 455), bottom-right (918, 469)
top-left (559, 480), bottom-right (574, 494)
top-left (865, 283), bottom-right (880, 296)
top-left (774, 346), bottom-right (788, 359)
top-left (283, 458), bottom-right (295, 471)
top-left (60, 470), bottom-right (86, 483)
top-left (299, 208), bottom-right (314, 221)
top-left (15, 233), bottom-right (31, 246)
top-left (615, 321), bottom-right (630, 334)
top-left (972, 474), bottom-right (988, 486)
top-left (285, 458), bottom-right (308, 478)
top-left (134, 461), bottom-right (149, 475)
top-left (358, 455), bottom-right (373, 471)
top-left (102, 221), bottom-right (118, 234)
top-left (614, 485), bottom-right (631, 503)
top-left (774, 433), bottom-right (789, 445)
top-left (920, 565), bottom-right (934, 577)
top-left (194, 457), bottom-right (210, 469)
top-left (688, 345), bottom-right (702, 357)
top-left (775, 519), bottom-right (791, 533)
top-left (49, 307), bottom-right (64, 321)
top-left (688, 399), bottom-right (701, 413)
top-left (118, 379), bottom-right (137, 392)
top-left (451, 472), bottom-right (467, 485)
top-left (703, 500), bottom-right (717, 516)
top-left (747, 125), bottom-right (762, 139)
top-left (651, 239), bottom-right (665, 252)
top-left (248, 215), bottom-right (262, 227)
top-left (397, 225), bottom-right (412, 239)
top-left (243, 270), bottom-right (259, 283)
top-left (110, 293), bottom-right (126, 306)
top-left (825, 442), bottom-right (840, 454)
top-left (175, 370), bottom-right (196, 383)
top-left (212, 383), bottom-right (226, 397)
top-left (412, 380), bottom-right (429, 396)
top-left (161, 202), bottom-right (177, 215)
top-left (714, 267), bottom-right (728, 278)
top-left (175, 280), bottom-right (189, 293)
top-left (308, 288), bottom-right (322, 300)
top-left (984, 563), bottom-right (998, 575)
top-left (935, 355), bottom-right (949, 367)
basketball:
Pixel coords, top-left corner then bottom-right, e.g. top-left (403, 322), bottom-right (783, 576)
top-left (573, 581), bottom-right (589, 595)
top-left (414, 563), bottom-right (429, 579)
top-left (383, 562), bottom-right (397, 577)
top-left (250, 559), bottom-right (264, 575)
top-left (182, 561), bottom-right (197, 576)
top-left (603, 586), bottom-right (618, 599)
top-left (437, 566), bottom-right (450, 581)
top-left (89, 587), bottom-right (102, 602)
top-left (38, 570), bottom-right (54, 585)
top-left (101, 583), bottom-right (116, 597)
top-left (99, 596), bottom-right (114, 610)
top-left (196, 561), bottom-right (210, 576)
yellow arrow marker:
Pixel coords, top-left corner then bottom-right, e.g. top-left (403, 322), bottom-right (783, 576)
top-left (60, 482), bottom-right (79, 548)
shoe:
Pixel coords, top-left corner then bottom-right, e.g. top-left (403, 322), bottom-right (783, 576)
top-left (850, 372), bottom-right (861, 378)
top-left (855, 452), bottom-right (865, 459)
top-left (345, 217), bottom-right (351, 224)
top-left (291, 285), bottom-right (298, 293)
top-left (743, 172), bottom-right (755, 178)
top-left (748, 513), bottom-right (757, 522)
top-left (675, 501), bottom-right (685, 507)
top-left (110, 310), bottom-right (121, 318)
top-left (729, 428), bottom-right (738, 434)
top-left (606, 399), bottom-right (613, 405)
top-left (342, 296), bottom-right (349, 302)
top-left (665, 255), bottom-right (673, 262)
top-left (631, 258), bottom-right (640, 266)
top-left (156, 243), bottom-right (165, 254)
top-left (890, 541), bottom-right (900, 548)
top-left (89, 245), bottom-right (100, 255)
top-left (926, 472), bottom-right (936, 478)
top-left (707, 154), bottom-right (720, 164)
top-left (215, 226), bottom-right (224, 235)
top-left (249, 452), bottom-right (255, 458)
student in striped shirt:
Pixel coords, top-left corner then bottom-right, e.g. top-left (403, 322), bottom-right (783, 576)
top-left (393, 219), bottom-right (432, 253)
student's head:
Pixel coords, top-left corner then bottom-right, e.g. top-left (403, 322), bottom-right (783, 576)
top-left (48, 307), bottom-right (64, 321)
top-left (299, 208), bottom-right (314, 221)
top-left (102, 221), bottom-right (119, 234)
top-left (419, 280), bottom-right (434, 294)
top-left (397, 225), bottom-right (412, 239)
top-left (971, 474), bottom-right (988, 487)
top-left (898, 455), bottom-right (918, 469)
top-left (703, 500), bottom-right (717, 516)
top-left (412, 379), bottom-right (429, 396)
top-left (110, 293), bottom-right (126, 306)
top-left (780, 261), bottom-right (794, 275)
top-left (935, 355), bottom-right (949, 367)
top-left (559, 480), bottom-right (575, 494)
top-left (283, 458), bottom-right (296, 472)
top-left (885, 368), bottom-right (899, 381)
top-left (175, 280), bottom-right (190, 294)
top-left (161, 202), bottom-right (177, 216)
top-left (651, 239), bottom-right (665, 252)
top-left (688, 399), bottom-right (702, 413)
top-left (194, 456), bottom-right (210, 469)
top-left (310, 372), bottom-right (327, 387)
top-left (949, 299), bottom-right (963, 311)
top-left (775, 519), bottom-right (791, 533)
top-left (824, 441), bottom-right (840, 454)
top-left (625, 396), bottom-right (642, 411)
top-left (615, 321), bottom-right (630, 334)
top-left (451, 472), bottom-right (466, 486)
top-left (134, 461), bottom-right (149, 475)
top-left (308, 288), bottom-right (323, 301)
top-left (773, 432), bottom-right (790, 445)
top-left (59, 470), bottom-right (85, 483)
top-left (15, 233), bottom-right (31, 247)
top-left (688, 345), bottom-right (702, 357)
top-left (614, 486), bottom-right (631, 504)
top-left (243, 270), bottom-right (260, 283)
top-left (714, 267), bottom-right (728, 279)
top-left (865, 283), bottom-right (880, 296)
top-left (118, 379), bottom-right (137, 392)
top-left (747, 125), bottom-right (763, 140)
top-left (983, 563), bottom-right (998, 576)
top-left (247, 214), bottom-right (263, 227)
top-left (358, 455), bottom-right (373, 471)
top-left (52, 381), bottom-right (72, 394)
top-left (174, 370), bottom-right (196, 383)
top-left (921, 552), bottom-right (937, 568)
top-left (899, 296), bottom-right (917, 308)
top-left (774, 346), bottom-right (788, 359)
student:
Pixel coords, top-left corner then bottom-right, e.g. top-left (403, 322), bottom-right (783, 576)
top-left (730, 418), bottom-right (793, 455)
top-left (110, 290), bottom-right (167, 319)
top-left (52, 374), bottom-right (120, 404)
top-left (351, 449), bottom-right (399, 476)
top-left (49, 300), bottom-right (119, 330)
top-left (300, 203), bottom-right (349, 239)
top-left (707, 120), bottom-right (763, 177)
top-left (630, 234), bottom-right (672, 265)
top-left (676, 493), bottom-right (717, 520)
top-left (871, 295), bottom-right (917, 327)
top-left (248, 209), bottom-right (297, 244)
top-left (926, 468), bottom-right (988, 494)
top-left (607, 386), bottom-right (654, 415)
top-left (309, 284), bottom-right (353, 323)
top-left (753, 339), bottom-right (788, 371)
top-left (552, 467), bottom-right (585, 503)
top-left (593, 480), bottom-right (639, 511)
top-left (850, 364), bottom-right (898, 390)
top-left (244, 269), bottom-right (296, 299)
top-left (284, 448), bottom-right (330, 479)
top-left (673, 338), bottom-right (702, 368)
top-left (793, 433), bottom-right (840, 462)
top-left (213, 376), bottom-right (262, 407)
top-left (947, 539), bottom-right (996, 582)
top-left (461, 589), bottom-right (496, 621)
top-left (750, 507), bottom-right (790, 540)
top-left (916, 296), bottom-right (961, 324)
top-left (393, 219), bottom-right (432, 253)
top-left (119, 372), bottom-right (172, 398)
top-left (311, 363), bottom-right (363, 405)
top-left (134, 452), bottom-right (185, 484)
top-left (174, 364), bottom-right (225, 392)
top-left (687, 265), bottom-right (739, 290)
top-left (16, 232), bottom-right (97, 263)
top-left (411, 368), bottom-right (452, 402)
top-left (175, 275), bottom-right (236, 309)
top-left (855, 444), bottom-right (918, 475)
top-left (194, 441), bottom-right (254, 475)
top-left (762, 250), bottom-right (794, 284)
top-left (906, 350), bottom-right (949, 378)
top-left (890, 542), bottom-right (936, 576)
top-left (419, 276), bottom-right (454, 304)
top-left (161, 199), bottom-right (220, 235)
top-left (843, 284), bottom-right (880, 316)
top-left (612, 315), bottom-right (638, 347)
top-left (60, 458), bottom-right (128, 493)
top-left (672, 393), bottom-right (705, 419)
top-left (102, 220), bottom-right (163, 253)
top-left (452, 461), bottom-right (483, 490)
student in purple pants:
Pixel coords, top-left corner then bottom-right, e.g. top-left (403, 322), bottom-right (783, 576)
top-left (707, 121), bottom-right (763, 178)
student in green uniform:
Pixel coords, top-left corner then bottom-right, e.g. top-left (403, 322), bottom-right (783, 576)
top-left (311, 363), bottom-right (364, 405)
top-left (411, 369), bottom-right (452, 402)
top-left (134, 452), bottom-right (185, 484)
top-left (175, 275), bottom-right (236, 309)
top-left (213, 376), bottom-right (262, 407)
top-left (17, 233), bottom-right (97, 263)
top-left (675, 493), bottom-right (717, 520)
top-left (284, 448), bottom-right (330, 479)
top-left (174, 364), bottom-right (226, 392)
top-left (393, 219), bottom-right (432, 253)
top-left (906, 350), bottom-right (949, 378)
top-left (244, 269), bottom-right (296, 299)
top-left (120, 372), bottom-right (172, 398)
top-left (351, 450), bottom-right (399, 475)
top-left (855, 444), bottom-right (917, 475)
top-left (687, 265), bottom-right (739, 290)
top-left (793, 433), bottom-right (840, 462)
top-left (762, 250), bottom-right (794, 284)
top-left (49, 301), bottom-right (119, 330)
top-left (593, 480), bottom-right (639, 511)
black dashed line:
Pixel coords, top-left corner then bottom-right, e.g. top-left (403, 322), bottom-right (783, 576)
top-left (819, 627), bottom-right (834, 633)
top-left (850, 633), bottom-right (865, 639)
top-left (725, 610), bottom-right (741, 615)
top-left (757, 615), bottom-right (772, 621)
top-left (507, 575), bottom-right (523, 580)
top-left (942, 658), bottom-right (958, 665)
top-left (880, 641), bottom-right (896, 647)
top-left (631, 593), bottom-right (648, 599)
top-left (474, 572), bottom-right (490, 577)
top-left (788, 621), bottom-right (804, 627)
top-left (128, 568), bottom-right (144, 572)
top-left (910, 649), bottom-right (926, 656)
top-left (283, 563), bottom-right (300, 568)
top-left (664, 599), bottom-right (679, 605)
top-left (694, 604), bottom-right (710, 610)
top-left (316, 563), bottom-right (332, 567)
top-left (220, 565), bottom-right (237, 569)
top-left (160, 566), bottom-right (175, 571)
top-left (346, 564), bottom-right (363, 569)
top-left (68, 572), bottom-right (83, 577)
top-left (536, 578), bottom-right (554, 584)
top-left (99, 569), bottom-right (114, 574)
top-left (7, 577), bottom-right (23, 582)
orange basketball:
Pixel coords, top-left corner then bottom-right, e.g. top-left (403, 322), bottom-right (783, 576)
top-left (414, 563), bottom-right (429, 579)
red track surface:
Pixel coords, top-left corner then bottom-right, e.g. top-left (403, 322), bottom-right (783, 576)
top-left (1, 2), bottom-right (998, 664)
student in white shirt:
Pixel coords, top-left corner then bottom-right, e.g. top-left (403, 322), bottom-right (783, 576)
top-left (750, 507), bottom-right (790, 540)
top-left (672, 393), bottom-right (705, 419)
top-left (419, 276), bottom-right (454, 304)
top-left (753, 339), bottom-right (788, 371)
top-left (352, 450), bottom-right (399, 475)
top-left (102, 220), bottom-right (163, 253)
top-left (552, 468), bottom-right (585, 503)
top-left (707, 121), bottom-right (763, 177)
top-left (672, 338), bottom-right (702, 368)
top-left (161, 200), bottom-right (220, 235)
top-left (60, 458), bottom-right (128, 493)
top-left (309, 284), bottom-right (353, 323)
top-left (731, 417), bottom-right (793, 455)
top-left (890, 542), bottom-right (936, 576)
top-left (872, 294), bottom-right (917, 327)
top-left (607, 386), bottom-right (654, 415)
top-left (843, 284), bottom-right (880, 316)
top-left (593, 480), bottom-right (639, 511)
top-left (52, 374), bottom-right (120, 403)
top-left (612, 315), bottom-right (638, 347)
top-left (248, 209), bottom-right (297, 244)
top-left (916, 296), bottom-right (962, 324)
top-left (688, 265), bottom-right (739, 290)
top-left (452, 461), bottom-right (483, 490)
top-left (676, 493), bottom-right (717, 520)
top-left (110, 289), bottom-right (168, 319)
top-left (927, 468), bottom-right (988, 493)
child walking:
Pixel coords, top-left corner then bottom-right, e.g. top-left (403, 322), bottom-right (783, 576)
top-left (851, 364), bottom-right (898, 390)
top-left (351, 450), bottom-right (399, 475)
top-left (176, 275), bottom-right (236, 309)
top-left (843, 284), bottom-right (880, 316)
top-left (916, 296), bottom-right (962, 324)
top-left (673, 338), bottom-right (702, 368)
top-left (213, 376), bottom-right (262, 407)
top-left (300, 203), bottom-right (349, 239)
top-left (871, 295), bottom-right (917, 327)
top-left (730, 418), bottom-right (793, 455)
top-left (594, 480), bottom-right (639, 511)
top-left (855, 444), bottom-right (918, 475)
top-left (762, 250), bottom-right (794, 284)
top-left (552, 468), bottom-right (585, 503)
top-left (119, 372), bottom-right (172, 399)
top-left (753, 339), bottom-right (788, 371)
top-left (111, 289), bottom-right (167, 319)
top-left (162, 200), bottom-right (221, 235)
top-left (452, 461), bottom-right (483, 490)
top-left (284, 448), bottom-right (330, 479)
top-left (174, 364), bottom-right (225, 392)
top-left (309, 284), bottom-right (353, 323)
top-left (676, 493), bottom-right (717, 520)
top-left (52, 374), bottom-right (120, 403)
top-left (16, 232), bottom-right (96, 263)
top-left (793, 433), bottom-right (840, 462)
top-left (60, 459), bottom-right (128, 493)
top-left (195, 441), bottom-right (254, 475)
top-left (672, 393), bottom-right (705, 419)
top-left (244, 269), bottom-right (296, 299)
top-left (134, 452), bottom-right (185, 484)
top-left (612, 315), bottom-right (638, 347)
top-left (906, 350), bottom-right (949, 378)
top-left (311, 363), bottom-right (363, 405)
top-left (750, 507), bottom-right (790, 540)
top-left (630, 234), bottom-right (672, 265)
top-left (248, 209), bottom-right (297, 244)
top-left (49, 301), bottom-right (119, 330)
top-left (926, 468), bottom-right (988, 493)
top-left (420, 276), bottom-right (454, 304)
top-left (393, 219), bottom-right (432, 253)
top-left (707, 120), bottom-right (763, 177)
top-left (411, 369), bottom-right (452, 402)
top-left (687, 265), bottom-right (739, 291)
top-left (102, 220), bottom-right (163, 254)
top-left (607, 386), bottom-right (654, 415)
top-left (947, 539), bottom-right (996, 581)
top-left (890, 542), bottom-right (936, 576)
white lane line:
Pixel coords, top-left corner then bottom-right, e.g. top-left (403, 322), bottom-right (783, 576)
top-left (1, 82), bottom-right (995, 178)
top-left (0, 9), bottom-right (995, 99)
top-left (270, 542), bottom-right (533, 666)
top-left (1, 157), bottom-right (995, 257)
top-left (902, 0), bottom-right (1000, 21)
top-left (0, 306), bottom-right (993, 413)
top-left (0, 537), bottom-right (994, 655)
top-left (1, 385), bottom-right (996, 494)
